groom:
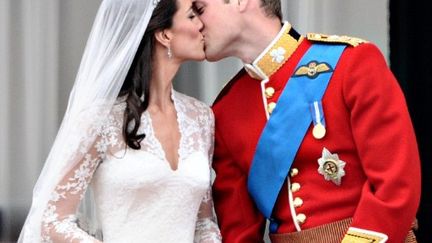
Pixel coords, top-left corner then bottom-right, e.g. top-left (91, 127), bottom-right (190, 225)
top-left (194, 0), bottom-right (421, 242)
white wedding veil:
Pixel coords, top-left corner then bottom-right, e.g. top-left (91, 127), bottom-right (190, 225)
top-left (18, 0), bottom-right (159, 241)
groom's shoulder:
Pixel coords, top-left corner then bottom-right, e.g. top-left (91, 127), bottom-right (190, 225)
top-left (212, 68), bottom-right (247, 107)
top-left (306, 33), bottom-right (368, 47)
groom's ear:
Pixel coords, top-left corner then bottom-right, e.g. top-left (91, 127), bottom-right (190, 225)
top-left (237, 0), bottom-right (249, 12)
top-left (154, 29), bottom-right (173, 48)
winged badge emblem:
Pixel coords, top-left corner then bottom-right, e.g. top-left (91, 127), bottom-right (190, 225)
top-left (293, 61), bottom-right (333, 79)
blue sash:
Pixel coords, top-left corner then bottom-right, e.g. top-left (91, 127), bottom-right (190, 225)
top-left (247, 44), bottom-right (346, 230)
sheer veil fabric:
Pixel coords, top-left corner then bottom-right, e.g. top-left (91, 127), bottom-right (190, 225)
top-left (19, 0), bottom-right (158, 241)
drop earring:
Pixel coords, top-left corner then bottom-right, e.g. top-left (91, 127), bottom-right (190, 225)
top-left (167, 46), bottom-right (173, 59)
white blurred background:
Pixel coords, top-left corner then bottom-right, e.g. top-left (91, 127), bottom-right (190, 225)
top-left (0, 0), bottom-right (388, 241)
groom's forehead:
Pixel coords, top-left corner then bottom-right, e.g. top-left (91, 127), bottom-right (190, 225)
top-left (193, 0), bottom-right (215, 5)
top-left (193, 0), bottom-right (228, 8)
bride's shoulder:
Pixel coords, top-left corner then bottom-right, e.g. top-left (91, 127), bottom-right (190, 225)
top-left (84, 98), bottom-right (126, 132)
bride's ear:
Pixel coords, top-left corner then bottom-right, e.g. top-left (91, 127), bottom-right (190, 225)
top-left (154, 29), bottom-right (173, 48)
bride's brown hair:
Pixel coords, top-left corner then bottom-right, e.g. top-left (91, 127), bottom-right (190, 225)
top-left (118, 0), bottom-right (177, 149)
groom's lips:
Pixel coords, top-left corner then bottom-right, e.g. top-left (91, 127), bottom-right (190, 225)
top-left (201, 36), bottom-right (207, 50)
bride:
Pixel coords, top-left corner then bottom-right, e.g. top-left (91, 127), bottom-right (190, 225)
top-left (18, 0), bottom-right (221, 242)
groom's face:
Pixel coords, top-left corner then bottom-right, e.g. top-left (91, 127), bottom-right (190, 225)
top-left (193, 0), bottom-right (240, 61)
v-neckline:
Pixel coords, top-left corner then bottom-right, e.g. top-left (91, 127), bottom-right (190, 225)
top-left (145, 89), bottom-right (183, 172)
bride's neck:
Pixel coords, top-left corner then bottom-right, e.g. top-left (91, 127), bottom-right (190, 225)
top-left (149, 52), bottom-right (180, 112)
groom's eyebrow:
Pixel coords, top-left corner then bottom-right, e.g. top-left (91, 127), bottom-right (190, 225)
top-left (191, 2), bottom-right (199, 12)
top-left (193, 0), bottom-right (203, 6)
top-left (192, 1), bottom-right (203, 10)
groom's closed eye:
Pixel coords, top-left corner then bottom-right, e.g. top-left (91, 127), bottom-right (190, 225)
top-left (192, 2), bottom-right (205, 15)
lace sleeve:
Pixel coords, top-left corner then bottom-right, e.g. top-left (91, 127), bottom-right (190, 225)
top-left (41, 146), bottom-right (102, 243)
top-left (194, 109), bottom-right (222, 243)
top-left (194, 187), bottom-right (222, 243)
top-left (41, 106), bottom-right (123, 243)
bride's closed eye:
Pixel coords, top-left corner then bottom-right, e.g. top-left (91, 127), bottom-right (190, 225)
top-left (188, 12), bottom-right (197, 19)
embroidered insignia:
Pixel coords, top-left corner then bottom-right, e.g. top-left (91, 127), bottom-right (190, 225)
top-left (270, 47), bottom-right (286, 63)
top-left (317, 148), bottom-right (346, 185)
top-left (293, 61), bottom-right (333, 79)
top-left (307, 33), bottom-right (368, 47)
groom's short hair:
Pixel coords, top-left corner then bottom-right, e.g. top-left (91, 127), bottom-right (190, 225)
top-left (223, 0), bottom-right (282, 20)
top-left (260, 0), bottom-right (282, 20)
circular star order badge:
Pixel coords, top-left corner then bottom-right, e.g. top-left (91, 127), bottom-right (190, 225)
top-left (317, 147), bottom-right (346, 185)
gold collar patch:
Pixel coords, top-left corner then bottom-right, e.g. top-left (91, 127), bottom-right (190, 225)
top-left (244, 22), bottom-right (304, 80)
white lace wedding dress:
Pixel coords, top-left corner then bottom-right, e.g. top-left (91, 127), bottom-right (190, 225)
top-left (40, 90), bottom-right (222, 243)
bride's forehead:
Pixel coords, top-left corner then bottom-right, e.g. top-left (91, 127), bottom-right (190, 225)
top-left (177, 0), bottom-right (193, 5)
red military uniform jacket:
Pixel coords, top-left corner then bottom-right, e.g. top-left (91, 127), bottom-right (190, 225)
top-left (212, 22), bottom-right (421, 242)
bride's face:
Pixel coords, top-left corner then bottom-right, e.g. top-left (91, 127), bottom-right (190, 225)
top-left (169, 0), bottom-right (205, 61)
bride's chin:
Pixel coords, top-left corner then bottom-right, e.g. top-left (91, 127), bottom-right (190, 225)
top-left (192, 51), bottom-right (206, 61)
top-left (194, 57), bottom-right (206, 62)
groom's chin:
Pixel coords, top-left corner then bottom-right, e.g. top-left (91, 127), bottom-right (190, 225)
top-left (204, 52), bottom-right (222, 62)
top-left (203, 45), bottom-right (219, 62)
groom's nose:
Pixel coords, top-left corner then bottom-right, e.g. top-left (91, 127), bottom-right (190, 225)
top-left (197, 19), bottom-right (204, 33)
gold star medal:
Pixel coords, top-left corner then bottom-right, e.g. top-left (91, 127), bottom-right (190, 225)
top-left (313, 123), bottom-right (326, 139)
top-left (310, 101), bottom-right (326, 140)
top-left (317, 148), bottom-right (346, 185)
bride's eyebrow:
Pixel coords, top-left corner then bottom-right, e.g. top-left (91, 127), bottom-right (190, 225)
top-left (186, 5), bottom-right (194, 13)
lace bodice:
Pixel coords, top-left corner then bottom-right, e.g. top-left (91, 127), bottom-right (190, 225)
top-left (41, 90), bottom-right (221, 243)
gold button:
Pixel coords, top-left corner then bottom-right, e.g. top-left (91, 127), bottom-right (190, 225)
top-left (296, 213), bottom-right (306, 224)
top-left (290, 168), bottom-right (299, 177)
top-left (293, 197), bottom-right (303, 208)
top-left (265, 87), bottom-right (275, 98)
top-left (267, 102), bottom-right (276, 114)
top-left (291, 182), bottom-right (301, 193)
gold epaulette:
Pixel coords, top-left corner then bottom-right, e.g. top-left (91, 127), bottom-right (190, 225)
top-left (307, 33), bottom-right (368, 47)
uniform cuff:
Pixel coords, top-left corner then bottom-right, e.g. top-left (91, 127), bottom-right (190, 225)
top-left (341, 227), bottom-right (388, 243)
